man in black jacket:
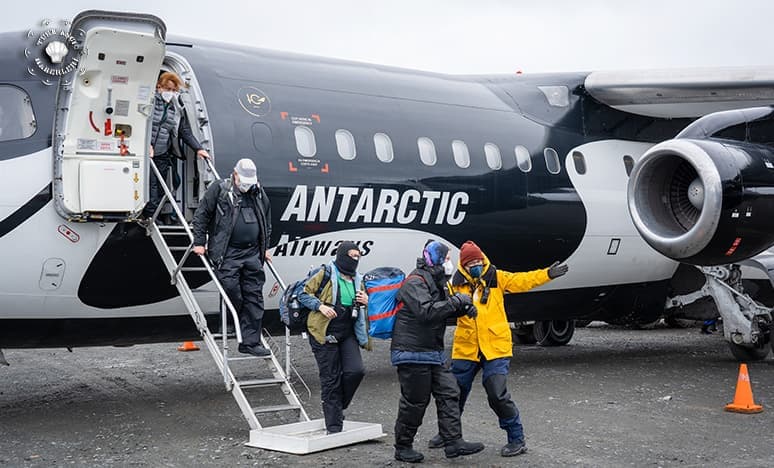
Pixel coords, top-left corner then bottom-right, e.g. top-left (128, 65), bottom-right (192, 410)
top-left (192, 158), bottom-right (272, 357)
top-left (390, 240), bottom-right (485, 463)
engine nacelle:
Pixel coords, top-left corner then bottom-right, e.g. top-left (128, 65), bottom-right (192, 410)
top-left (629, 132), bottom-right (774, 265)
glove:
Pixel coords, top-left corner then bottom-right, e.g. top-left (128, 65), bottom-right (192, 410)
top-left (548, 261), bottom-right (569, 279)
top-left (464, 303), bottom-right (478, 319)
top-left (450, 293), bottom-right (474, 317)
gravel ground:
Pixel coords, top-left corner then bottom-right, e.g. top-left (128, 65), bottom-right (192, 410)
top-left (2, 323), bottom-right (774, 467)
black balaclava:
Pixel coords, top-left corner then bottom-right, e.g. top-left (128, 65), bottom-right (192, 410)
top-left (334, 241), bottom-right (360, 276)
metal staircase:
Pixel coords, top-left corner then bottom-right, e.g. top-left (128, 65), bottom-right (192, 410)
top-left (142, 157), bottom-right (383, 454)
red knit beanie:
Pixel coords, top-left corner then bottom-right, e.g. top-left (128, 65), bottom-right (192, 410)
top-left (459, 241), bottom-right (484, 267)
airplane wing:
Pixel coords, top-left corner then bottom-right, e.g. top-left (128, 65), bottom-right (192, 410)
top-left (584, 66), bottom-right (774, 118)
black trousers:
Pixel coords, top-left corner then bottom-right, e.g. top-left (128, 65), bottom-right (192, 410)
top-left (394, 363), bottom-right (462, 448)
top-left (309, 334), bottom-right (365, 432)
top-left (144, 155), bottom-right (172, 218)
top-left (216, 245), bottom-right (265, 347)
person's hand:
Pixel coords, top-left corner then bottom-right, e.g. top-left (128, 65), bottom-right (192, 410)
top-left (193, 245), bottom-right (205, 256)
top-left (355, 290), bottom-right (368, 306)
top-left (450, 292), bottom-right (472, 313)
top-left (264, 250), bottom-right (272, 262)
top-left (464, 304), bottom-right (478, 319)
top-left (149, 146), bottom-right (154, 158)
top-left (319, 304), bottom-right (337, 319)
top-left (197, 149), bottom-right (210, 160)
top-left (548, 261), bottom-right (568, 279)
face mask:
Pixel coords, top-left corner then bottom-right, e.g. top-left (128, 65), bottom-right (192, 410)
top-left (238, 182), bottom-right (254, 193)
top-left (443, 259), bottom-right (454, 276)
top-left (469, 265), bottom-right (483, 278)
top-left (160, 90), bottom-right (178, 103)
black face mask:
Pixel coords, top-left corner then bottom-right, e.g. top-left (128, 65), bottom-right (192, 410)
top-left (335, 242), bottom-right (360, 276)
top-left (335, 255), bottom-right (358, 276)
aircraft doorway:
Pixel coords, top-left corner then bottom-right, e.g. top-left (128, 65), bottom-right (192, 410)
top-left (158, 52), bottom-right (217, 222)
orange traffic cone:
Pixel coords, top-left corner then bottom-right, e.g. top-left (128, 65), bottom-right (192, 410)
top-left (177, 341), bottom-right (200, 352)
top-left (725, 363), bottom-right (763, 413)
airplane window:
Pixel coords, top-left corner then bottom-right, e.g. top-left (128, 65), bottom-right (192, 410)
top-left (335, 129), bottom-right (356, 160)
top-left (544, 147), bottom-right (561, 174)
top-left (417, 137), bottom-right (437, 166)
top-left (623, 155), bottom-right (635, 177)
top-left (572, 151), bottom-right (587, 175)
top-left (514, 145), bottom-right (532, 172)
top-left (0, 85), bottom-right (36, 141)
top-left (374, 133), bottom-right (394, 163)
top-left (294, 126), bottom-right (316, 157)
top-left (452, 140), bottom-right (470, 168)
top-left (484, 143), bottom-right (502, 170)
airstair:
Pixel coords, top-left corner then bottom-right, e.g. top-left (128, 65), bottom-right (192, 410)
top-left (143, 157), bottom-right (384, 454)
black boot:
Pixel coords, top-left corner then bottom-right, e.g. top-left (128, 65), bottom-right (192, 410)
top-left (501, 440), bottom-right (527, 457)
top-left (444, 439), bottom-right (485, 458)
top-left (427, 433), bottom-right (443, 449)
top-left (394, 445), bottom-right (424, 463)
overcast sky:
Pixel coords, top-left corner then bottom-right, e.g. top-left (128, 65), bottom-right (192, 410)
top-left (3, 0), bottom-right (772, 74)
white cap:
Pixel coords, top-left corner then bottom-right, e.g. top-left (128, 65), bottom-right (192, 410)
top-left (234, 158), bottom-right (258, 185)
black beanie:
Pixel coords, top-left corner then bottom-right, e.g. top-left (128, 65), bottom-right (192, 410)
top-left (334, 241), bottom-right (360, 276)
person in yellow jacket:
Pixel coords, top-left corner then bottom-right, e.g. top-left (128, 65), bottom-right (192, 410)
top-left (428, 240), bottom-right (568, 457)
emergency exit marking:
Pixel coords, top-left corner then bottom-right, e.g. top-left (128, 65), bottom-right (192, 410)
top-left (607, 238), bottom-right (621, 255)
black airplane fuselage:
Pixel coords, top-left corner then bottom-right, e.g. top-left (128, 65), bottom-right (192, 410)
top-left (0, 33), bottom-right (692, 347)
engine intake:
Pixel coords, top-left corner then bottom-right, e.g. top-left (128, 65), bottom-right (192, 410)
top-left (629, 128), bottom-right (774, 265)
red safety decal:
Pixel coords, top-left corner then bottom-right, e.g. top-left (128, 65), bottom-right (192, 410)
top-left (104, 118), bottom-right (112, 136)
top-left (311, 114), bottom-right (320, 123)
top-left (268, 283), bottom-right (280, 298)
top-left (280, 111), bottom-right (288, 120)
top-left (321, 163), bottom-right (329, 173)
top-left (288, 161), bottom-right (298, 172)
top-left (57, 225), bottom-right (80, 243)
top-left (725, 237), bottom-right (742, 256)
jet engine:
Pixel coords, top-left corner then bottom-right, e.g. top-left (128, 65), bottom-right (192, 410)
top-left (628, 107), bottom-right (774, 265)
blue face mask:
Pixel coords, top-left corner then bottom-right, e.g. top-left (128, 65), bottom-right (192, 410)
top-left (469, 265), bottom-right (483, 278)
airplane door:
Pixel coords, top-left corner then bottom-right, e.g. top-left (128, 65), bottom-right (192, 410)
top-left (52, 10), bottom-right (166, 222)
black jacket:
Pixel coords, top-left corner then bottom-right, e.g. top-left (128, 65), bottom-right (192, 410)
top-left (390, 259), bottom-right (461, 353)
top-left (192, 178), bottom-right (272, 267)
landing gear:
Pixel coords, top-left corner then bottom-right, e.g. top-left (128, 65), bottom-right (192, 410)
top-left (668, 264), bottom-right (772, 361)
top-left (533, 320), bottom-right (575, 346)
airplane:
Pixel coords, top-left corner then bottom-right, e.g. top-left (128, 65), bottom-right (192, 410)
top-left (2, 9), bottom-right (774, 366)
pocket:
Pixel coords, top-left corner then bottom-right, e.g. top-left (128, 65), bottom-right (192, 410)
top-left (488, 322), bottom-right (512, 353)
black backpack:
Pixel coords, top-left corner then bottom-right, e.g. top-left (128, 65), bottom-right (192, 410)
top-left (279, 265), bottom-right (331, 332)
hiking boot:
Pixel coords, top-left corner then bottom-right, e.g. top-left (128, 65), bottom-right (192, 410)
top-left (428, 433), bottom-right (444, 449)
top-left (238, 344), bottom-right (271, 357)
top-left (394, 445), bottom-right (424, 463)
top-left (501, 440), bottom-right (527, 457)
top-left (444, 439), bottom-right (485, 458)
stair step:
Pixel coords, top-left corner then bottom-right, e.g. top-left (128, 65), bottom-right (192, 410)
top-left (169, 246), bottom-right (191, 251)
top-left (227, 355), bottom-right (271, 362)
top-left (159, 225), bottom-right (187, 230)
top-left (239, 378), bottom-right (286, 389)
top-left (253, 404), bottom-right (301, 414)
top-left (181, 267), bottom-right (208, 272)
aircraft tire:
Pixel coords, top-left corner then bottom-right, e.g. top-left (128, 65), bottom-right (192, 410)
top-left (727, 342), bottom-right (770, 361)
top-left (512, 324), bottom-right (537, 345)
top-left (534, 320), bottom-right (575, 347)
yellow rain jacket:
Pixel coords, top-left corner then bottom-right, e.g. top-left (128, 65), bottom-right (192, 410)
top-left (450, 253), bottom-right (550, 361)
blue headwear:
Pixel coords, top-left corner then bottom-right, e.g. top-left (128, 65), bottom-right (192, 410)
top-left (423, 241), bottom-right (449, 266)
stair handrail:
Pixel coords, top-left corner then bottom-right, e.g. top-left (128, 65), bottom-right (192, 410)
top-left (147, 158), bottom-right (243, 344)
